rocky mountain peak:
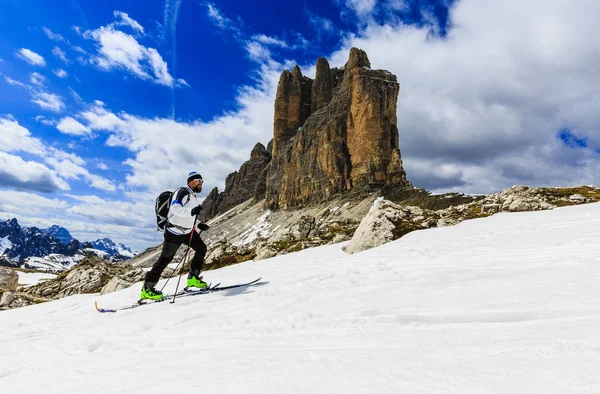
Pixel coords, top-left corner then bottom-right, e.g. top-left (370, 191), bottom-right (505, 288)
top-left (345, 47), bottom-right (371, 69)
top-left (265, 47), bottom-right (411, 209)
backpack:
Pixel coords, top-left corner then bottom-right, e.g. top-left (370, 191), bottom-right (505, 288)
top-left (155, 190), bottom-right (174, 232)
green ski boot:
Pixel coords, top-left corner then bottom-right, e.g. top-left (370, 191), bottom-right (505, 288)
top-left (140, 282), bottom-right (164, 301)
top-left (186, 274), bottom-right (208, 289)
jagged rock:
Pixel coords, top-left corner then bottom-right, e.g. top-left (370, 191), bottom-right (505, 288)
top-left (100, 268), bottom-right (145, 295)
top-left (266, 47), bottom-right (411, 209)
top-left (290, 216), bottom-right (316, 239)
top-left (0, 291), bottom-right (15, 307)
top-left (202, 144), bottom-right (271, 221)
top-left (345, 47), bottom-right (371, 69)
top-left (0, 267), bottom-right (18, 291)
top-left (201, 187), bottom-right (223, 220)
top-left (569, 194), bottom-right (586, 203)
top-left (254, 243), bottom-right (278, 261)
top-left (345, 198), bottom-right (423, 254)
top-left (482, 186), bottom-right (555, 212)
top-left (311, 57), bottom-right (333, 113)
top-left (23, 256), bottom-right (130, 299)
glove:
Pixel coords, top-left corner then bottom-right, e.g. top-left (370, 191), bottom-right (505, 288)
top-left (190, 205), bottom-right (203, 216)
top-left (197, 223), bottom-right (210, 231)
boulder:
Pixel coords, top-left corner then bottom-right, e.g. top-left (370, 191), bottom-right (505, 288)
top-left (0, 267), bottom-right (18, 291)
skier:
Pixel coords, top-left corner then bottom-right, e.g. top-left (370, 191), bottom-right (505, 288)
top-left (141, 171), bottom-right (211, 300)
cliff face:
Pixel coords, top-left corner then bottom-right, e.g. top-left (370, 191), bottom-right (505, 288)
top-left (202, 143), bottom-right (271, 220)
top-left (265, 48), bottom-right (411, 209)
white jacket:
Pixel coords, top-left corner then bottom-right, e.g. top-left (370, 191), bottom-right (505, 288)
top-left (166, 186), bottom-right (202, 235)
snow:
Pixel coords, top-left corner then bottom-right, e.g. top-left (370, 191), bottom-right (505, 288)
top-left (0, 235), bottom-right (12, 254)
top-left (23, 254), bottom-right (82, 271)
top-left (232, 210), bottom-right (272, 246)
top-left (1, 203), bottom-right (600, 392)
top-left (17, 271), bottom-right (56, 286)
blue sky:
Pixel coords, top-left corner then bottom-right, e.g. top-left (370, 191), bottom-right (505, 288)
top-left (0, 0), bottom-right (599, 251)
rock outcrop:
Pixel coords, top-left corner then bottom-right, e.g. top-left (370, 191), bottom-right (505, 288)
top-left (202, 143), bottom-right (271, 220)
top-left (266, 48), bottom-right (411, 209)
top-left (0, 267), bottom-right (18, 291)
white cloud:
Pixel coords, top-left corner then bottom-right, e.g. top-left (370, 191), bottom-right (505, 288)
top-left (113, 11), bottom-right (144, 33)
top-left (31, 92), bottom-right (65, 112)
top-left (53, 69), bottom-right (68, 78)
top-left (0, 117), bottom-right (46, 155)
top-left (336, 0), bottom-right (377, 21)
top-left (71, 45), bottom-right (86, 54)
top-left (84, 22), bottom-right (177, 86)
top-left (35, 115), bottom-right (55, 126)
top-left (16, 48), bottom-right (46, 66)
top-left (81, 105), bottom-right (126, 131)
top-left (97, 162), bottom-right (108, 170)
top-left (306, 9), bottom-right (336, 36)
top-left (30, 72), bottom-right (45, 86)
top-left (176, 78), bottom-right (189, 87)
top-left (56, 117), bottom-right (90, 136)
top-left (0, 151), bottom-right (70, 192)
top-left (70, 88), bottom-right (83, 102)
top-left (52, 46), bottom-right (69, 64)
top-left (206, 3), bottom-right (242, 37)
top-left (245, 41), bottom-right (273, 64)
top-left (42, 27), bottom-right (65, 42)
top-left (45, 156), bottom-right (116, 192)
top-left (4, 76), bottom-right (28, 88)
top-left (252, 34), bottom-right (288, 48)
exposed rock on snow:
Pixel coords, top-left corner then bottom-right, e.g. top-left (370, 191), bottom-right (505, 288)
top-left (0, 267), bottom-right (18, 291)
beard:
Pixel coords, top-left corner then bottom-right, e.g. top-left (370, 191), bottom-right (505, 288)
top-left (193, 184), bottom-right (202, 193)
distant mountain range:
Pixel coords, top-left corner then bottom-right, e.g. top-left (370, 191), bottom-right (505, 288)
top-left (0, 218), bottom-right (137, 271)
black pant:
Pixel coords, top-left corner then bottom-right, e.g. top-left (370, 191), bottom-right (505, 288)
top-left (145, 230), bottom-right (207, 283)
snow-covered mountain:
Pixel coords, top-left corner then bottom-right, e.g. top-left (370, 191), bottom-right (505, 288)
top-left (1, 202), bottom-right (599, 392)
top-left (84, 238), bottom-right (136, 258)
top-left (0, 218), bottom-right (137, 270)
top-left (43, 225), bottom-right (73, 245)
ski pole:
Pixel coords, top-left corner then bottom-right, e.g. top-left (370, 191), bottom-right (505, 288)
top-left (170, 214), bottom-right (199, 304)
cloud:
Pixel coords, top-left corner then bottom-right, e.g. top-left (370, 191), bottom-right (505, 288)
top-left (56, 117), bottom-right (90, 136)
top-left (4, 76), bottom-right (28, 88)
top-left (97, 162), bottom-right (108, 170)
top-left (0, 191), bottom-right (69, 218)
top-left (16, 48), bottom-right (46, 66)
top-left (31, 91), bottom-right (65, 112)
top-left (205, 2), bottom-right (242, 37)
top-left (52, 46), bottom-right (69, 64)
top-left (322, 0), bottom-right (600, 193)
top-left (252, 34), bottom-right (288, 48)
top-left (53, 69), bottom-right (68, 78)
top-left (0, 117), bottom-right (46, 155)
top-left (336, 0), bottom-right (377, 22)
top-left (83, 17), bottom-right (177, 86)
top-left (45, 151), bottom-right (116, 192)
top-left (30, 72), bottom-right (45, 86)
top-left (305, 9), bottom-right (336, 37)
top-left (113, 11), bottom-right (144, 34)
top-left (35, 115), bottom-right (55, 126)
top-left (0, 151), bottom-right (70, 193)
top-left (42, 26), bottom-right (66, 42)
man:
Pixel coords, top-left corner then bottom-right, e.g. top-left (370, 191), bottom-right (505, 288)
top-left (141, 171), bottom-right (211, 300)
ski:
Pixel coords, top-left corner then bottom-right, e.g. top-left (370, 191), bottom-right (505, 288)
top-left (94, 277), bottom-right (262, 313)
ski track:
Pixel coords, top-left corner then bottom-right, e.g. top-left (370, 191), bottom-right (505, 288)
top-left (1, 204), bottom-right (600, 392)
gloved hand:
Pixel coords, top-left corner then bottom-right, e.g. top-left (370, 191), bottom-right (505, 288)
top-left (191, 205), bottom-right (203, 216)
top-left (197, 223), bottom-right (210, 231)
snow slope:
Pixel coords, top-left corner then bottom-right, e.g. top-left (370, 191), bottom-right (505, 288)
top-left (1, 203), bottom-right (599, 393)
